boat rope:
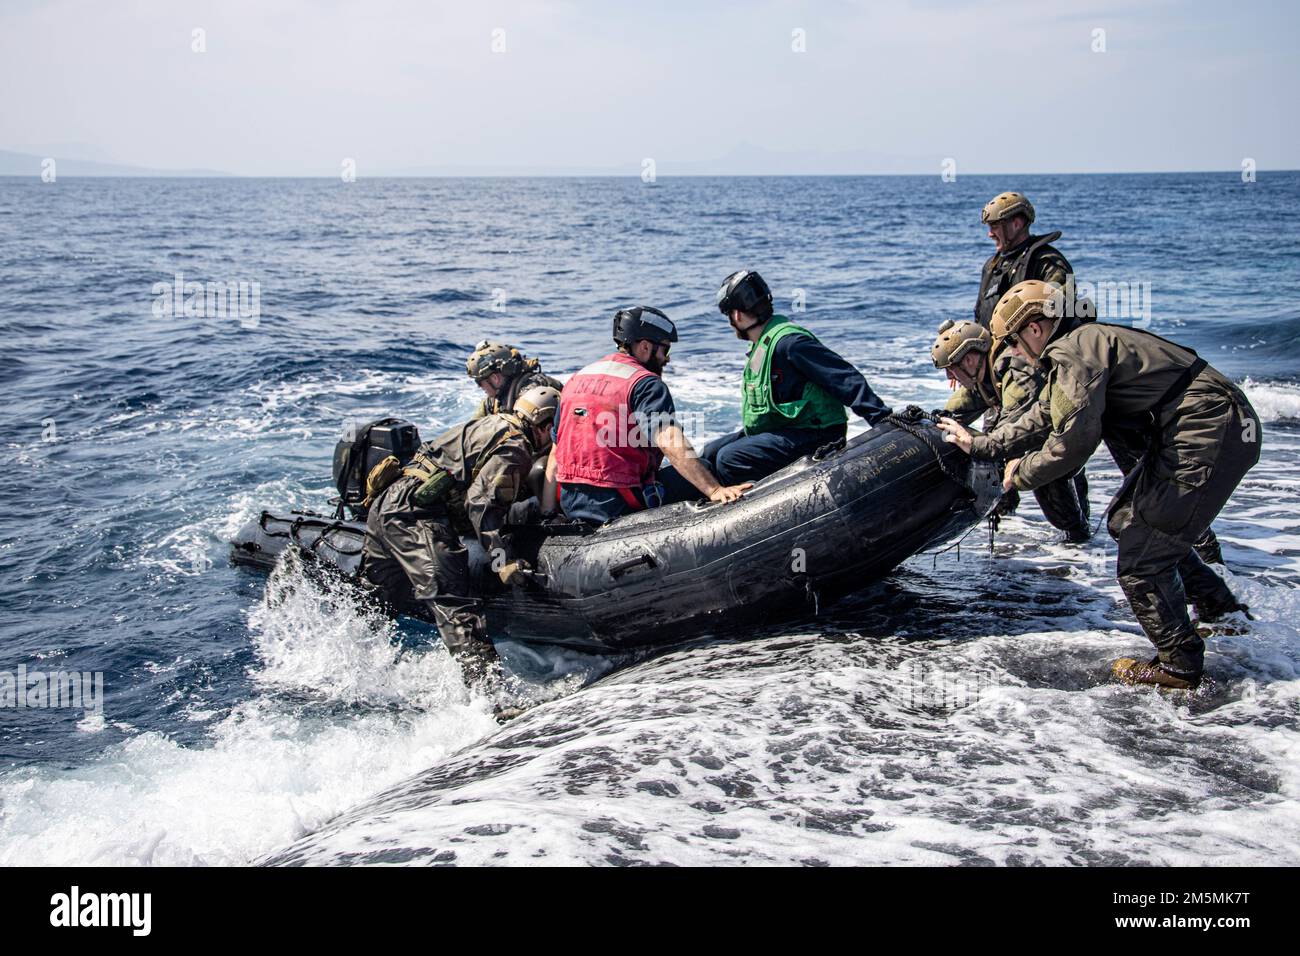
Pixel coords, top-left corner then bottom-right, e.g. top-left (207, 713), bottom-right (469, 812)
top-left (259, 512), bottom-right (367, 557)
top-left (884, 408), bottom-right (1002, 562)
top-left (885, 406), bottom-right (968, 488)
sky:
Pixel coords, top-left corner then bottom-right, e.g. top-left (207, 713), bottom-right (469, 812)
top-left (1, 0), bottom-right (1296, 176)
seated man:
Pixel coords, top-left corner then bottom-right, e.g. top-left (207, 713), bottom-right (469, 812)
top-left (704, 270), bottom-right (891, 485)
top-left (543, 306), bottom-right (750, 525)
top-left (363, 385), bottom-right (560, 690)
top-left (466, 340), bottom-right (563, 418)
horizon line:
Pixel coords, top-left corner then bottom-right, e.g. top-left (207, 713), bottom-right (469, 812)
top-left (2, 168), bottom-right (1297, 180)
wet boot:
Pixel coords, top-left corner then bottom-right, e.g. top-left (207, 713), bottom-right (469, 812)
top-left (426, 599), bottom-right (524, 721)
top-left (428, 598), bottom-right (503, 690)
top-left (1177, 551), bottom-right (1251, 624)
top-left (1111, 656), bottom-right (1201, 691)
top-left (1116, 571), bottom-right (1206, 678)
top-left (1063, 521), bottom-right (1092, 544)
top-left (1193, 595), bottom-right (1253, 626)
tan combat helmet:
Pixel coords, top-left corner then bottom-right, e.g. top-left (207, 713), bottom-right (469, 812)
top-left (990, 280), bottom-right (1067, 343)
top-left (981, 192), bottom-right (1036, 225)
top-left (467, 340), bottom-right (524, 382)
top-left (931, 319), bottom-right (992, 369)
top-left (513, 384), bottom-right (561, 430)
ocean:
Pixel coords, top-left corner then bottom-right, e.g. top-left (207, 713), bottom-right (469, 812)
top-left (1, 173), bottom-right (1298, 865)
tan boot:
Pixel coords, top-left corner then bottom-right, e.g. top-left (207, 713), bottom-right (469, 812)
top-left (1111, 657), bottom-right (1200, 690)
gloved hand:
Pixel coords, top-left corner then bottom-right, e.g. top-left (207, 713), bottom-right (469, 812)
top-left (497, 559), bottom-right (534, 587)
top-left (507, 496), bottom-right (540, 526)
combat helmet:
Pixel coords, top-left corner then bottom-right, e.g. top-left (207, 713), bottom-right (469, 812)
top-left (990, 280), bottom-right (1067, 343)
top-left (467, 340), bottom-right (525, 382)
top-left (512, 384), bottom-right (561, 430)
top-left (931, 319), bottom-right (992, 369)
top-left (981, 192), bottom-right (1036, 225)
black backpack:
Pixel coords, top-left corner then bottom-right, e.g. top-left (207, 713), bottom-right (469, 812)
top-left (331, 418), bottom-right (421, 520)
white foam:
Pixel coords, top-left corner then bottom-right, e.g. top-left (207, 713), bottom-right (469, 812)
top-left (0, 554), bottom-right (499, 866)
top-left (1242, 378), bottom-right (1300, 423)
top-left (247, 552), bottom-right (470, 711)
top-left (266, 590), bottom-right (1300, 867)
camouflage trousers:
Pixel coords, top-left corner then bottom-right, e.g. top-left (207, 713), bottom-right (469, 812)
top-left (362, 477), bottom-right (500, 685)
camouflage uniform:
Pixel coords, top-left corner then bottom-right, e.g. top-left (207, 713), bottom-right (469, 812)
top-left (364, 413), bottom-right (540, 684)
top-left (971, 318), bottom-right (1261, 679)
top-left (959, 231), bottom-right (1089, 537)
top-left (472, 359), bottom-right (563, 419)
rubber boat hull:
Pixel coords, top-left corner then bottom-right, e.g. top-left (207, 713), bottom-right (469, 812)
top-left (231, 415), bottom-right (1002, 651)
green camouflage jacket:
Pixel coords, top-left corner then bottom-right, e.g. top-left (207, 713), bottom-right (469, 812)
top-left (970, 322), bottom-right (1242, 491)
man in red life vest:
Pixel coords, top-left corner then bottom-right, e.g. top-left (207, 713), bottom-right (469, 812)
top-left (543, 307), bottom-right (751, 524)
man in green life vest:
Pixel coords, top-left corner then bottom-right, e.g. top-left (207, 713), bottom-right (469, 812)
top-left (700, 270), bottom-right (892, 485)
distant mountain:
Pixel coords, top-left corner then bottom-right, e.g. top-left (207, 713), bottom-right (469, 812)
top-left (0, 150), bottom-right (232, 177)
top-left (369, 143), bottom-right (935, 178)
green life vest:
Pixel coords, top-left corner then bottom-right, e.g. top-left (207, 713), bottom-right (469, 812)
top-left (741, 315), bottom-right (849, 435)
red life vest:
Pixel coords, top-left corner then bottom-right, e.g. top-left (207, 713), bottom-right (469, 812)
top-left (555, 352), bottom-right (663, 489)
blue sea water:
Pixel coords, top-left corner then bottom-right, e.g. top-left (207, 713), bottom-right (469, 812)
top-left (1, 173), bottom-right (1298, 865)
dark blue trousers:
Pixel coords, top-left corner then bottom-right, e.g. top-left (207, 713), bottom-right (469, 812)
top-left (700, 425), bottom-right (846, 486)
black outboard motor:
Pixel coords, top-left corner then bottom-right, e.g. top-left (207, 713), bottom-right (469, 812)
top-left (331, 418), bottom-right (420, 520)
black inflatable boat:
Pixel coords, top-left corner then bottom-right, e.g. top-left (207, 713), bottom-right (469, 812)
top-left (231, 411), bottom-right (1002, 651)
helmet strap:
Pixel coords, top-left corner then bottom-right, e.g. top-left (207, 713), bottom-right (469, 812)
top-left (1019, 316), bottom-right (1057, 364)
top-left (975, 354), bottom-right (999, 407)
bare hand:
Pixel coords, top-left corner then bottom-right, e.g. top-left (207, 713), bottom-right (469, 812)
top-left (935, 417), bottom-right (973, 455)
top-left (1002, 459), bottom-right (1021, 492)
top-left (709, 483), bottom-right (752, 504)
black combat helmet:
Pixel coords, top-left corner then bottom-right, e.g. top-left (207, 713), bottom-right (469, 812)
top-left (613, 306), bottom-right (678, 348)
top-left (716, 270), bottom-right (773, 319)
